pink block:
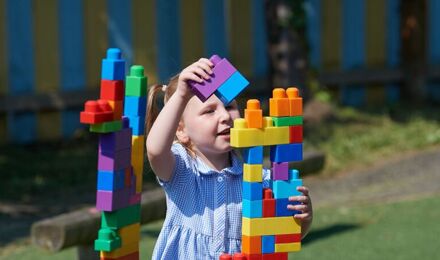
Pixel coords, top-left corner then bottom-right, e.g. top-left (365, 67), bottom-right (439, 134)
top-left (272, 162), bottom-right (289, 180)
top-left (189, 55), bottom-right (237, 102)
top-left (96, 188), bottom-right (130, 211)
top-left (98, 147), bottom-right (131, 171)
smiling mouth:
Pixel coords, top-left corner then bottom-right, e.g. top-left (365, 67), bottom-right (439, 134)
top-left (217, 129), bottom-right (230, 136)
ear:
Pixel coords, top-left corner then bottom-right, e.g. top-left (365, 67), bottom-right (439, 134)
top-left (176, 121), bottom-right (190, 144)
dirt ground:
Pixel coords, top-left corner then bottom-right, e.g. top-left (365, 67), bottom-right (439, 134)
top-left (1, 146), bottom-right (439, 251)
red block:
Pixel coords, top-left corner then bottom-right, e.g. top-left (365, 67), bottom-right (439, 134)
top-left (243, 254), bottom-right (262, 260)
top-left (219, 253), bottom-right (232, 260)
top-left (262, 253), bottom-right (288, 260)
top-left (80, 100), bottom-right (114, 124)
top-left (275, 234), bottom-right (301, 243)
top-left (289, 125), bottom-right (303, 143)
top-left (100, 80), bottom-right (124, 100)
top-left (233, 253), bottom-right (247, 260)
top-left (263, 188), bottom-right (275, 217)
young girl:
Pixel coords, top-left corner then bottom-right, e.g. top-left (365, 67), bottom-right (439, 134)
top-left (146, 58), bottom-right (313, 259)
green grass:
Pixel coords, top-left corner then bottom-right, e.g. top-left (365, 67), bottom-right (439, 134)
top-left (304, 105), bottom-right (440, 175)
top-left (2, 195), bottom-right (439, 259)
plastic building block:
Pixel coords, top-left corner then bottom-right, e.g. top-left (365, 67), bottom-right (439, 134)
top-left (271, 116), bottom-right (303, 127)
top-left (245, 99), bottom-right (263, 128)
top-left (100, 241), bottom-right (138, 258)
top-left (243, 164), bottom-right (263, 182)
top-left (269, 143), bottom-right (303, 163)
top-left (269, 89), bottom-right (289, 117)
top-left (124, 96), bottom-right (146, 117)
top-left (100, 251), bottom-right (139, 260)
top-left (230, 119), bottom-right (264, 148)
top-left (126, 116), bottom-right (145, 135)
top-left (243, 181), bottom-right (263, 200)
top-left (98, 147), bottom-right (131, 171)
top-left (131, 135), bottom-right (145, 159)
top-left (289, 125), bottom-right (303, 143)
top-left (242, 235), bottom-right (262, 254)
top-left (262, 235), bottom-right (275, 253)
top-left (90, 120), bottom-right (123, 133)
top-left (102, 48), bottom-right (125, 80)
top-left (273, 179), bottom-right (302, 199)
top-left (289, 169), bottom-right (299, 180)
top-left (261, 253), bottom-right (288, 260)
top-left (275, 198), bottom-right (299, 217)
top-left (97, 169), bottom-right (125, 191)
top-left (243, 199), bottom-right (263, 218)
top-left (274, 242), bottom-right (301, 252)
top-left (131, 152), bottom-right (144, 193)
top-left (80, 100), bottom-right (114, 124)
top-left (286, 87), bottom-right (302, 116)
top-left (101, 204), bottom-right (141, 229)
top-left (271, 162), bottom-right (288, 180)
top-left (125, 65), bottom-right (147, 97)
top-left (219, 253), bottom-right (232, 260)
top-left (263, 189), bottom-right (275, 217)
top-left (189, 55), bottom-right (237, 102)
top-left (96, 188), bottom-right (131, 211)
top-left (275, 234), bottom-right (301, 243)
top-left (94, 227), bottom-right (121, 251)
top-left (243, 254), bottom-right (263, 260)
top-left (118, 223), bottom-right (141, 245)
top-left (108, 100), bottom-right (123, 120)
top-left (100, 80), bottom-right (124, 100)
top-left (263, 117), bottom-right (290, 146)
top-left (242, 216), bottom-right (301, 236)
top-left (215, 71), bottom-right (249, 104)
top-left (241, 146), bottom-right (263, 164)
top-left (99, 128), bottom-right (132, 152)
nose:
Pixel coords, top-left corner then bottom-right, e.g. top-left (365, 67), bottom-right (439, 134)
top-left (218, 106), bottom-right (232, 123)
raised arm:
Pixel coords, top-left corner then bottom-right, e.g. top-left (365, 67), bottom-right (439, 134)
top-left (146, 59), bottom-right (213, 181)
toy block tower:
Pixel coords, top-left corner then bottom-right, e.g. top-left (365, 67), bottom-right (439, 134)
top-left (188, 54), bottom-right (249, 104)
top-left (221, 87), bottom-right (304, 259)
top-left (80, 48), bottom-right (147, 260)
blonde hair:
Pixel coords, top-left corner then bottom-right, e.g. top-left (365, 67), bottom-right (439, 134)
top-left (145, 74), bottom-right (196, 156)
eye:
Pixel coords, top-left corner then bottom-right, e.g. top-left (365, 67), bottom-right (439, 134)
top-left (225, 104), bottom-right (236, 110)
top-left (202, 109), bottom-right (215, 114)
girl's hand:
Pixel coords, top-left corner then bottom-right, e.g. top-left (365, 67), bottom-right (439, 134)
top-left (287, 186), bottom-right (313, 238)
top-left (176, 58), bottom-right (214, 99)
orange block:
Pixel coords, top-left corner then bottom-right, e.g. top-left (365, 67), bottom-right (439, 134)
top-left (242, 235), bottom-right (262, 254)
top-left (245, 99), bottom-right (263, 128)
top-left (108, 100), bottom-right (123, 120)
top-left (100, 251), bottom-right (139, 260)
top-left (269, 88), bottom-right (289, 117)
top-left (286, 87), bottom-right (302, 116)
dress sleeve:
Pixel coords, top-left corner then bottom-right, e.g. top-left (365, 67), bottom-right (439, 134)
top-left (156, 143), bottom-right (193, 188)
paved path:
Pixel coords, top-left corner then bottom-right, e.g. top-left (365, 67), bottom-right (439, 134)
top-left (305, 147), bottom-right (440, 208)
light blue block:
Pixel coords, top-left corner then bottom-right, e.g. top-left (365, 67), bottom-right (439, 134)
top-left (97, 169), bottom-right (125, 191)
top-left (215, 71), bottom-right (249, 104)
top-left (273, 179), bottom-right (302, 199)
top-left (127, 115), bottom-right (145, 135)
top-left (243, 181), bottom-right (262, 200)
top-left (262, 235), bottom-right (275, 253)
top-left (242, 199), bottom-right (262, 218)
top-left (101, 48), bottom-right (125, 80)
top-left (289, 169), bottom-right (299, 180)
top-left (242, 146), bottom-right (263, 164)
top-left (270, 143), bottom-right (303, 162)
top-left (124, 96), bottom-right (147, 117)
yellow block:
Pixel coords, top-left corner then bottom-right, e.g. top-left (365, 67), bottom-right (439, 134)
top-left (132, 135), bottom-right (145, 156)
top-left (231, 118), bottom-right (290, 148)
top-left (118, 223), bottom-right (140, 245)
top-left (275, 242), bottom-right (301, 252)
top-left (242, 217), bottom-right (301, 236)
top-left (100, 242), bottom-right (138, 258)
top-left (243, 164), bottom-right (262, 182)
top-left (264, 126), bottom-right (289, 146)
top-left (230, 127), bottom-right (264, 148)
top-left (131, 153), bottom-right (144, 193)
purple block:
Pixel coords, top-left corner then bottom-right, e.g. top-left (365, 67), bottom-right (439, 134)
top-left (98, 147), bottom-right (131, 171)
top-left (96, 188), bottom-right (130, 211)
top-left (99, 128), bottom-right (132, 151)
top-left (122, 116), bottom-right (130, 128)
top-left (189, 55), bottom-right (237, 102)
top-left (129, 193), bottom-right (141, 205)
top-left (272, 162), bottom-right (289, 180)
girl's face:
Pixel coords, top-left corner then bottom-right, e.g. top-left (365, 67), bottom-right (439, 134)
top-left (179, 95), bottom-right (241, 156)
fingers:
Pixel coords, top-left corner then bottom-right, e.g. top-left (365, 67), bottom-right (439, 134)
top-left (293, 212), bottom-right (313, 221)
top-left (296, 186), bottom-right (309, 196)
top-left (288, 195), bottom-right (310, 205)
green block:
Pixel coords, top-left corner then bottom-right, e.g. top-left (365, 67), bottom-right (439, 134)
top-left (94, 227), bottom-right (121, 251)
top-left (126, 65), bottom-right (147, 97)
top-left (101, 204), bottom-right (141, 229)
top-left (272, 116), bottom-right (303, 127)
top-left (90, 121), bottom-right (122, 133)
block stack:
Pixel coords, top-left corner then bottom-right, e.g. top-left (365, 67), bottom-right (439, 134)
top-left (222, 87), bottom-right (303, 260)
top-left (80, 48), bottom-right (147, 260)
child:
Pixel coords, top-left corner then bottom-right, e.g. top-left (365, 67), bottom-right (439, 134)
top-left (146, 58), bottom-right (313, 259)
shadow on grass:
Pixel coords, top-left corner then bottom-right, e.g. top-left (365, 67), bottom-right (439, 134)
top-left (302, 223), bottom-right (361, 245)
top-left (141, 229), bottom-right (161, 238)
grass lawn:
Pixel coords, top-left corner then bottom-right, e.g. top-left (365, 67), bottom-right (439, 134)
top-left (2, 195), bottom-right (439, 259)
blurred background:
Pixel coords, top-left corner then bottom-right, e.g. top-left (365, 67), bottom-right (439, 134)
top-left (1, 0), bottom-right (439, 259)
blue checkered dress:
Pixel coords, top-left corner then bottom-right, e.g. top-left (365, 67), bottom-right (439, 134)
top-left (152, 143), bottom-right (270, 260)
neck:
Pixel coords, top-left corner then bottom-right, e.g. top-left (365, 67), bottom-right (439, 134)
top-left (195, 149), bottom-right (231, 171)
